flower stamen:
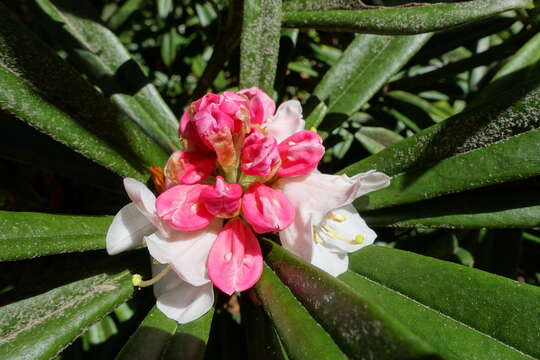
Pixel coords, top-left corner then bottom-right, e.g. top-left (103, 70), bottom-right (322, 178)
top-left (132, 265), bottom-right (172, 287)
top-left (326, 212), bottom-right (346, 222)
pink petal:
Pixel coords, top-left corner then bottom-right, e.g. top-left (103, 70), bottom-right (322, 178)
top-left (237, 87), bottom-right (276, 124)
top-left (242, 183), bottom-right (295, 234)
top-left (241, 130), bottom-right (281, 178)
top-left (156, 184), bottom-right (214, 231)
top-left (266, 100), bottom-right (304, 143)
top-left (276, 130), bottom-right (324, 177)
top-left (164, 150), bottom-right (217, 185)
top-left (207, 219), bottom-right (263, 295)
top-left (200, 176), bottom-right (243, 218)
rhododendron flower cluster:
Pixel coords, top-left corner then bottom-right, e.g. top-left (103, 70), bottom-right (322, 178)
top-left (106, 87), bottom-right (390, 324)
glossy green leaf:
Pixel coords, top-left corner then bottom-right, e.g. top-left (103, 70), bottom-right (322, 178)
top-left (255, 264), bottom-right (347, 360)
top-left (282, 0), bottom-right (533, 34)
top-left (355, 126), bottom-right (404, 154)
top-left (239, 0), bottom-right (282, 93)
top-left (361, 129), bottom-right (540, 210)
top-left (161, 307), bottom-right (214, 360)
top-left (364, 189), bottom-right (540, 228)
top-left (341, 73), bottom-right (540, 177)
top-left (0, 4), bottom-right (168, 181)
top-left (305, 34), bottom-right (430, 129)
top-left (0, 211), bottom-right (111, 261)
top-left (262, 240), bottom-right (438, 359)
top-left (116, 306), bottom-right (178, 360)
top-left (344, 246), bottom-right (540, 359)
top-left (387, 91), bottom-right (453, 123)
top-left (34, 0), bottom-right (180, 150)
top-left (0, 271), bottom-right (133, 360)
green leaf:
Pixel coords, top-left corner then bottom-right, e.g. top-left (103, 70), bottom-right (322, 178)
top-left (116, 306), bottom-right (178, 360)
top-left (344, 246), bottom-right (540, 359)
top-left (472, 30), bottom-right (540, 107)
top-left (355, 126), bottom-right (404, 154)
top-left (305, 34), bottom-right (430, 129)
top-left (255, 264), bottom-right (347, 360)
top-left (161, 307), bottom-right (214, 360)
top-left (341, 72), bottom-right (540, 177)
top-left (493, 31), bottom-right (540, 82)
top-left (363, 189), bottom-right (540, 229)
top-left (387, 91), bottom-right (453, 123)
top-left (262, 240), bottom-right (438, 360)
top-left (0, 4), bottom-right (168, 181)
top-left (282, 0), bottom-right (533, 34)
top-left (241, 295), bottom-right (289, 360)
top-left (361, 129), bottom-right (540, 210)
top-left (239, 0), bottom-right (282, 93)
top-left (0, 271), bottom-right (133, 360)
top-left (106, 0), bottom-right (145, 30)
top-left (34, 0), bottom-right (181, 150)
top-left (0, 211), bottom-right (111, 261)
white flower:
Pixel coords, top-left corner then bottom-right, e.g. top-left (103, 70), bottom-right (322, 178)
top-left (106, 178), bottom-right (217, 323)
top-left (269, 103), bottom-right (390, 277)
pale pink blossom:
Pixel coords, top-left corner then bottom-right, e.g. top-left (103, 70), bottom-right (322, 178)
top-left (107, 87), bottom-right (390, 325)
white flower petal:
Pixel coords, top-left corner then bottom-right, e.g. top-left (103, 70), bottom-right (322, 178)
top-left (279, 211), bottom-right (316, 262)
top-left (316, 204), bottom-right (376, 253)
top-left (157, 282), bottom-right (214, 324)
top-left (266, 100), bottom-right (305, 143)
top-left (152, 262), bottom-right (214, 324)
top-left (146, 219), bottom-right (222, 286)
top-left (106, 203), bottom-right (155, 255)
top-left (311, 243), bottom-right (349, 277)
top-left (123, 178), bottom-right (158, 223)
top-left (351, 170), bottom-right (391, 198)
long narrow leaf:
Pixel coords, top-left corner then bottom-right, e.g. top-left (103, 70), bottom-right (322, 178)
top-left (0, 211), bottom-right (111, 261)
top-left (282, 0), bottom-right (533, 34)
top-left (346, 246), bottom-right (540, 359)
top-left (0, 271), bottom-right (133, 359)
top-left (239, 0), bottom-right (282, 93)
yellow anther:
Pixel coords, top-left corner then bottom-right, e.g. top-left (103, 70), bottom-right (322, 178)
top-left (310, 127), bottom-right (317, 133)
top-left (354, 235), bottom-right (364, 244)
top-left (132, 274), bottom-right (143, 286)
top-left (326, 212), bottom-right (346, 222)
top-left (314, 231), bottom-right (323, 244)
top-left (132, 265), bottom-right (172, 288)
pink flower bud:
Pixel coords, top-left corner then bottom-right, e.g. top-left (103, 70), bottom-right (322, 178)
top-left (237, 87), bottom-right (276, 125)
top-left (164, 150), bottom-right (217, 185)
top-left (200, 176), bottom-right (242, 218)
top-left (207, 219), bottom-right (263, 295)
top-left (156, 184), bottom-right (214, 231)
top-left (242, 183), bottom-right (295, 234)
top-left (241, 131), bottom-right (281, 178)
top-left (276, 130), bottom-right (325, 177)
